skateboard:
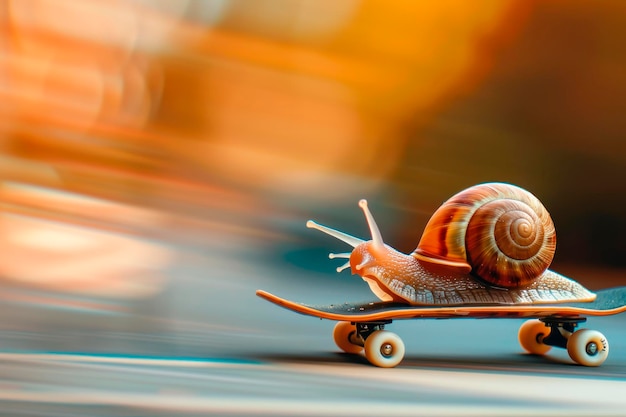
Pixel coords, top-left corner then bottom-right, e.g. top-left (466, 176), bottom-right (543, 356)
top-left (256, 286), bottom-right (626, 368)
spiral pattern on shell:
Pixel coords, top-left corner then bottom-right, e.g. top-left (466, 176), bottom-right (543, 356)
top-left (413, 183), bottom-right (556, 289)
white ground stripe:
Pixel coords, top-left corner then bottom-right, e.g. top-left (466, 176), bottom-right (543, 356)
top-left (0, 352), bottom-right (258, 367)
top-left (283, 362), bottom-right (626, 409)
top-left (0, 391), bottom-right (623, 417)
top-left (1, 352), bottom-right (624, 414)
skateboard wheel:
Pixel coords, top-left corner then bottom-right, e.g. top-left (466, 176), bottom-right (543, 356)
top-left (518, 319), bottom-right (552, 355)
top-left (364, 330), bottom-right (405, 368)
top-left (333, 322), bottom-right (363, 354)
top-left (567, 329), bottom-right (609, 367)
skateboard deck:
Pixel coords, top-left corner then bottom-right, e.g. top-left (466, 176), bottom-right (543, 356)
top-left (256, 286), bottom-right (626, 321)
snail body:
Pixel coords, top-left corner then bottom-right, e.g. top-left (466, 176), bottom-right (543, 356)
top-left (307, 183), bottom-right (596, 305)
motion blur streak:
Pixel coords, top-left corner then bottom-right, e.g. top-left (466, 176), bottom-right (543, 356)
top-left (0, 355), bottom-right (625, 415)
top-left (0, 1), bottom-right (526, 307)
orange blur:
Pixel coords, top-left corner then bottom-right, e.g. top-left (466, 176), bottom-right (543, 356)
top-left (0, 1), bottom-right (531, 299)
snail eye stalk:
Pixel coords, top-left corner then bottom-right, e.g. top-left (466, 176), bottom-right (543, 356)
top-left (306, 220), bottom-right (364, 248)
top-left (358, 199), bottom-right (385, 250)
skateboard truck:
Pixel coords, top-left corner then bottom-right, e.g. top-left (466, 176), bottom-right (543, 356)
top-left (539, 317), bottom-right (586, 349)
top-left (354, 321), bottom-right (392, 344)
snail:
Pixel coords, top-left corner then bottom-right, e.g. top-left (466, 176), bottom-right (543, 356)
top-left (307, 182), bottom-right (596, 305)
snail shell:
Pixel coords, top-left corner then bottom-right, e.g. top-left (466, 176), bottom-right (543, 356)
top-left (413, 183), bottom-right (556, 289)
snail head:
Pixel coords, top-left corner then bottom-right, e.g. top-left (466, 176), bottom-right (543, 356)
top-left (306, 199), bottom-right (400, 279)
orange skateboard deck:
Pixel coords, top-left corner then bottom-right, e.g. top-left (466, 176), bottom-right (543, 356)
top-left (256, 286), bottom-right (626, 321)
top-left (256, 286), bottom-right (626, 368)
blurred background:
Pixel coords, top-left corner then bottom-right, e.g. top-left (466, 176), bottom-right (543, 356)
top-left (0, 0), bottom-right (625, 356)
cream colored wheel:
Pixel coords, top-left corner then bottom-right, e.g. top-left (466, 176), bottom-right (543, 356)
top-left (364, 330), bottom-right (405, 368)
top-left (518, 319), bottom-right (552, 355)
top-left (333, 322), bottom-right (363, 354)
top-left (567, 329), bottom-right (609, 367)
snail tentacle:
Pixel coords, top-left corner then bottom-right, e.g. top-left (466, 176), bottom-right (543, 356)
top-left (358, 199), bottom-right (385, 250)
top-left (335, 262), bottom-right (351, 273)
top-left (306, 220), bottom-right (364, 248)
top-left (306, 221), bottom-right (362, 274)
